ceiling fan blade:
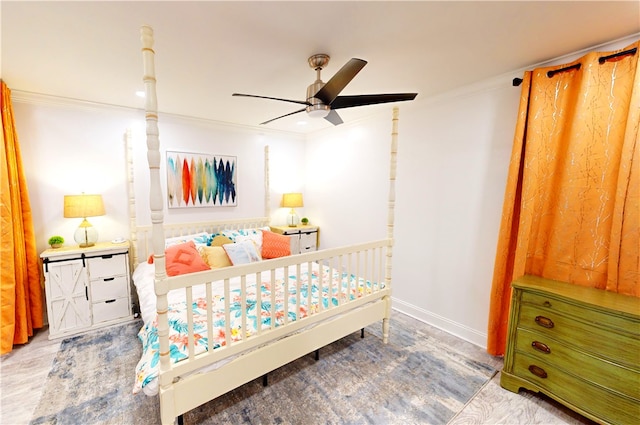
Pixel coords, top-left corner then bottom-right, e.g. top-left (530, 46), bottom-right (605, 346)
top-left (233, 93), bottom-right (311, 106)
top-left (260, 108), bottom-right (306, 125)
top-left (330, 93), bottom-right (417, 110)
top-left (313, 58), bottom-right (367, 104)
top-left (324, 110), bottom-right (343, 126)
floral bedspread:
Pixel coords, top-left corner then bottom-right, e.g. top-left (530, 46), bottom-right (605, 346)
top-left (133, 266), bottom-right (377, 394)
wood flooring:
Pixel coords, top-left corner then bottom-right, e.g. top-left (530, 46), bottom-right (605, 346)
top-left (0, 311), bottom-right (596, 425)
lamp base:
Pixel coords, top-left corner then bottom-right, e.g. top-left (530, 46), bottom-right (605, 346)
top-left (74, 219), bottom-right (99, 248)
top-left (287, 209), bottom-right (299, 227)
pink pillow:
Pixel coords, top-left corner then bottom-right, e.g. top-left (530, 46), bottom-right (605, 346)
top-left (261, 230), bottom-right (291, 259)
top-left (165, 241), bottom-right (210, 276)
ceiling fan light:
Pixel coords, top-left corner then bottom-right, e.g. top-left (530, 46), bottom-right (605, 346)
top-left (306, 104), bottom-right (330, 119)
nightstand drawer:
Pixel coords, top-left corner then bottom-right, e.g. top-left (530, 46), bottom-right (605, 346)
top-left (88, 253), bottom-right (128, 279)
top-left (299, 232), bottom-right (317, 252)
top-left (91, 276), bottom-right (129, 302)
top-left (92, 297), bottom-right (130, 323)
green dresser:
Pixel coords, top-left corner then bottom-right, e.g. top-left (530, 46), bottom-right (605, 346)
top-left (500, 275), bottom-right (640, 425)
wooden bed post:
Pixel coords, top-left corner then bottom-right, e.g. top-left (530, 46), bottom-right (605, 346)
top-left (141, 25), bottom-right (174, 425)
top-left (125, 128), bottom-right (139, 266)
top-left (383, 107), bottom-right (399, 343)
top-left (265, 145), bottom-right (270, 221)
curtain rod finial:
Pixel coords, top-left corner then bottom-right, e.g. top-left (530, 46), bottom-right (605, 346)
top-left (513, 77), bottom-right (523, 87)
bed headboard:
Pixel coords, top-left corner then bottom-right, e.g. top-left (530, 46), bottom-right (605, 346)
top-left (130, 217), bottom-right (270, 265)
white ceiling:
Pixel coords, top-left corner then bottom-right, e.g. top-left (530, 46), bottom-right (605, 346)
top-left (2, 1), bottom-right (639, 134)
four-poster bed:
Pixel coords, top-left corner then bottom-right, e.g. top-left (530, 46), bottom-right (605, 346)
top-left (133, 25), bottom-right (399, 424)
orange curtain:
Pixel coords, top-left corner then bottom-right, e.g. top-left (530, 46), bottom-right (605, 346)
top-left (1, 80), bottom-right (44, 354)
top-left (487, 41), bottom-right (640, 356)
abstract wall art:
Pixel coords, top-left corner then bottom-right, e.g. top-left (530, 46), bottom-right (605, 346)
top-left (166, 151), bottom-right (237, 208)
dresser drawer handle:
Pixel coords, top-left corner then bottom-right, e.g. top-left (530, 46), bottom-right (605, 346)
top-left (542, 301), bottom-right (552, 307)
top-left (531, 341), bottom-right (551, 354)
top-left (535, 315), bottom-right (554, 328)
top-left (528, 364), bottom-right (548, 379)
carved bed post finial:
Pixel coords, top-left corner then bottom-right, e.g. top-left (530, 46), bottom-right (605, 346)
top-left (140, 25), bottom-right (173, 424)
top-left (383, 106), bottom-right (400, 343)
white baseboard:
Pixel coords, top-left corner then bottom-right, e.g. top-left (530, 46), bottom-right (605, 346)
top-left (391, 298), bottom-right (488, 349)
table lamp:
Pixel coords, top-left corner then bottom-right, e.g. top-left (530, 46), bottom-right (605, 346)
top-left (64, 194), bottom-right (105, 247)
top-left (282, 193), bottom-right (303, 227)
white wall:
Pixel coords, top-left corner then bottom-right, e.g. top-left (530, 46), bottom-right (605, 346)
top-left (306, 88), bottom-right (517, 347)
top-left (305, 116), bottom-right (392, 248)
top-left (16, 99), bottom-right (138, 254)
top-left (15, 95), bottom-right (306, 255)
top-left (392, 84), bottom-right (519, 345)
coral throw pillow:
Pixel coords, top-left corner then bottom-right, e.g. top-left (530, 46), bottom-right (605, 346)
top-left (165, 241), bottom-right (210, 276)
top-left (261, 230), bottom-right (291, 259)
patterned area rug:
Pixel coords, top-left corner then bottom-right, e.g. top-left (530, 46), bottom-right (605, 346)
top-left (30, 313), bottom-right (497, 425)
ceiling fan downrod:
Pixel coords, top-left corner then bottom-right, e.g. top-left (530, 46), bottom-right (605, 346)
top-left (306, 54), bottom-right (331, 118)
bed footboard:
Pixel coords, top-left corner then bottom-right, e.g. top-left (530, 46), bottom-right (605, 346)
top-left (139, 239), bottom-right (391, 425)
top-left (164, 295), bottom-right (390, 423)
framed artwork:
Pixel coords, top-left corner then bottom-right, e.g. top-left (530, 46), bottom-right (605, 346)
top-left (166, 151), bottom-right (237, 208)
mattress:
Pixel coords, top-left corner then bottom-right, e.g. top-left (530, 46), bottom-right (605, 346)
top-left (132, 261), bottom-right (379, 396)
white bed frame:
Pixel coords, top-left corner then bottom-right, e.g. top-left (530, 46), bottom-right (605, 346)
top-left (137, 26), bottom-right (399, 424)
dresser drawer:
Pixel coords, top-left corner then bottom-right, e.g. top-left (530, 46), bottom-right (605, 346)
top-left (92, 297), bottom-right (130, 323)
top-left (514, 328), bottom-right (640, 400)
top-left (512, 352), bottom-right (640, 425)
top-left (88, 253), bottom-right (128, 279)
top-left (90, 276), bottom-right (129, 302)
top-left (518, 304), bottom-right (640, 367)
top-left (522, 291), bottom-right (640, 335)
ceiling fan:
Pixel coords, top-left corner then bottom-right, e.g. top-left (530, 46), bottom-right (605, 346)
top-left (233, 54), bottom-right (417, 126)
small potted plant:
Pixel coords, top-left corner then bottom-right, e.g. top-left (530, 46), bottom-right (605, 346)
top-left (301, 217), bottom-right (309, 226)
top-left (48, 235), bottom-right (64, 249)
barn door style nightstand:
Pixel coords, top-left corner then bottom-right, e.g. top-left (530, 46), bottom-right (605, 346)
top-left (40, 241), bottom-right (133, 339)
top-left (269, 225), bottom-right (319, 254)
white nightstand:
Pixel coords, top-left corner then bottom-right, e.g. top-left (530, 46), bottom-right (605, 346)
top-left (40, 241), bottom-right (133, 339)
top-left (270, 225), bottom-right (319, 254)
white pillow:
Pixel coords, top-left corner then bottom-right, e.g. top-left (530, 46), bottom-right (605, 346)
top-left (222, 240), bottom-right (262, 265)
top-left (220, 227), bottom-right (270, 251)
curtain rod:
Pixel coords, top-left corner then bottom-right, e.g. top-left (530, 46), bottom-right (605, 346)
top-left (599, 47), bottom-right (637, 63)
top-left (512, 47), bottom-right (638, 87)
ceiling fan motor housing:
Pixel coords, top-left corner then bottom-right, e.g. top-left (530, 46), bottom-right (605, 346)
top-left (306, 80), bottom-right (330, 118)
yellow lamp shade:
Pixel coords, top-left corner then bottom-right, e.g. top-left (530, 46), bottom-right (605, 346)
top-left (64, 194), bottom-right (105, 247)
top-left (282, 193), bottom-right (303, 208)
top-left (282, 193), bottom-right (303, 227)
top-left (64, 194), bottom-right (105, 218)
